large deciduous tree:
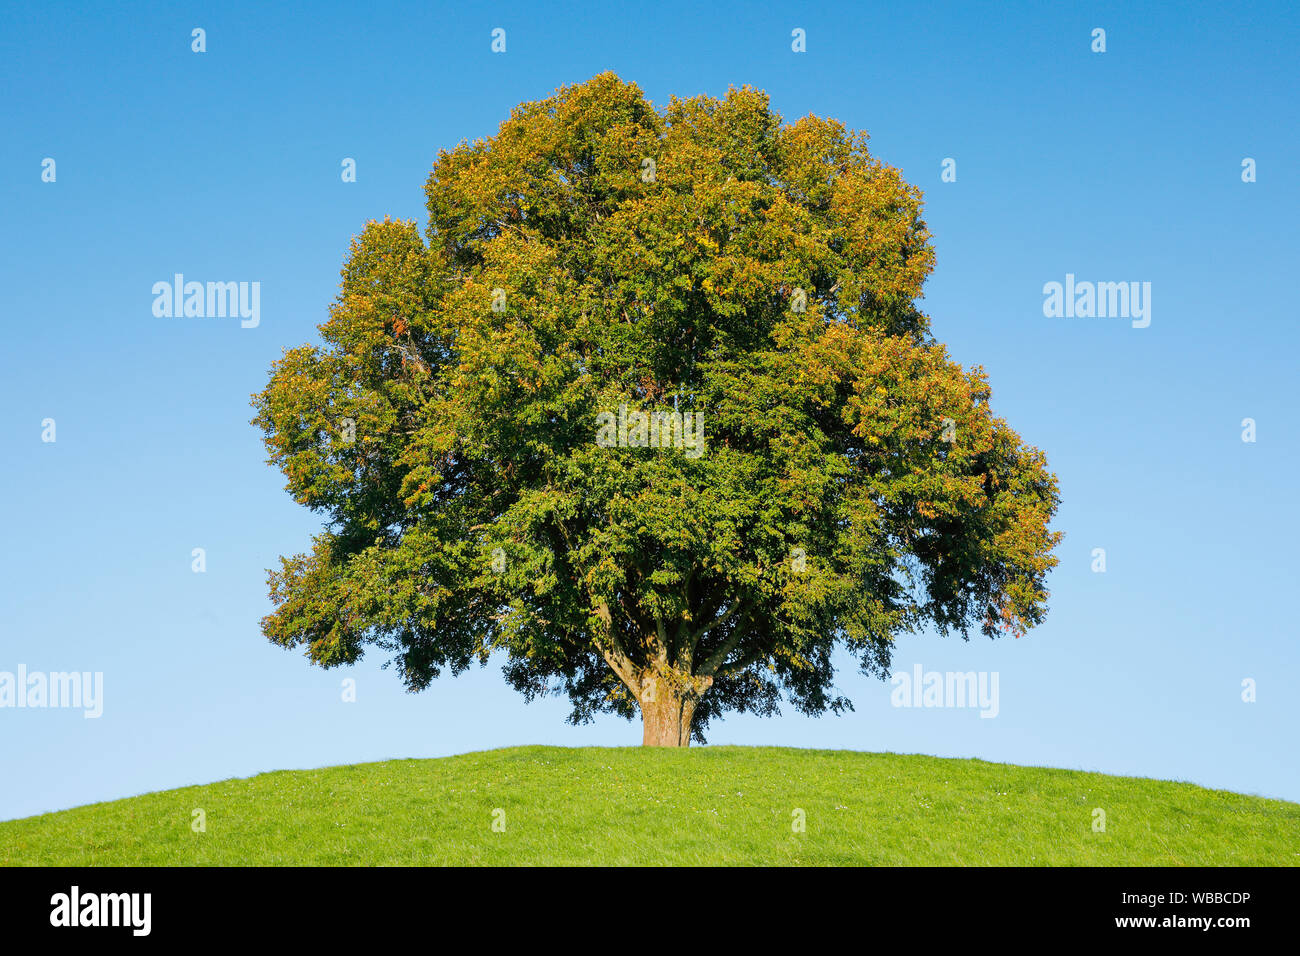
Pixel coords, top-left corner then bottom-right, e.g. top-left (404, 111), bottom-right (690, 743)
top-left (252, 73), bottom-right (1061, 746)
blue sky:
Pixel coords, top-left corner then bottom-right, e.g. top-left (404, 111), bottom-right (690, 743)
top-left (2, 0), bottom-right (1297, 821)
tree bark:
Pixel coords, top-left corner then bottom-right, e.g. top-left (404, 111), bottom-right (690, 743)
top-left (640, 689), bottom-right (697, 747)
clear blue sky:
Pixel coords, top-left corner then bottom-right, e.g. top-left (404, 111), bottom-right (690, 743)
top-left (2, 0), bottom-right (1297, 820)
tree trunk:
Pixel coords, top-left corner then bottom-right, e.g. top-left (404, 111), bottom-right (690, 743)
top-left (640, 690), bottom-right (697, 747)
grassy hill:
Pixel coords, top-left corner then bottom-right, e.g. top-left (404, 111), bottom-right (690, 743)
top-left (2, 746), bottom-right (1296, 866)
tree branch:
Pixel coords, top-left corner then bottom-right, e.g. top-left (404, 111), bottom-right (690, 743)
top-left (695, 602), bottom-right (750, 676)
top-left (653, 615), bottom-right (669, 667)
top-left (716, 644), bottom-right (767, 678)
top-left (593, 599), bottom-right (640, 693)
top-left (694, 599), bottom-right (745, 646)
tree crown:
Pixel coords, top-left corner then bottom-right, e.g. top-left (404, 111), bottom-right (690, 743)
top-left (252, 72), bottom-right (1061, 742)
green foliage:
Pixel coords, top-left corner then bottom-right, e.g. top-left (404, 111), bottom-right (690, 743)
top-left (3, 748), bottom-right (1295, 866)
top-left (251, 73), bottom-right (1061, 740)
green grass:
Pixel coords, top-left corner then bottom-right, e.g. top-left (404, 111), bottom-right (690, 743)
top-left (2, 746), bottom-right (1296, 865)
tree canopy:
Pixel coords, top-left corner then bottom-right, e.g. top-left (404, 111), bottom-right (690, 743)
top-left (252, 72), bottom-right (1061, 745)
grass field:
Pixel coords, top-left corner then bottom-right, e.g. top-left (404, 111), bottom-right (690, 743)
top-left (2, 746), bottom-right (1296, 865)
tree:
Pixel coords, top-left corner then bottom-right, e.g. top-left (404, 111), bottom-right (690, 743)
top-left (252, 73), bottom-right (1061, 746)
